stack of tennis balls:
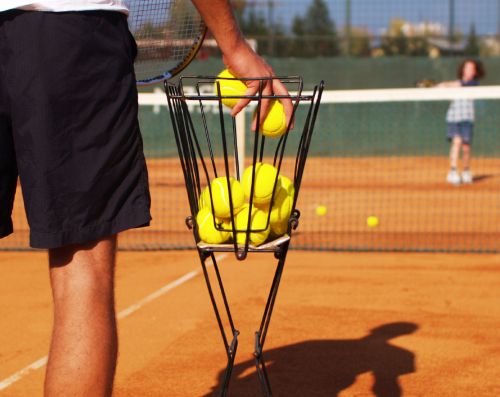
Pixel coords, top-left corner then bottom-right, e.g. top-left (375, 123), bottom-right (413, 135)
top-left (197, 176), bottom-right (244, 244)
top-left (215, 69), bottom-right (288, 137)
top-left (196, 163), bottom-right (295, 246)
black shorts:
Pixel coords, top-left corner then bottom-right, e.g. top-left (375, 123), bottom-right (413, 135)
top-left (0, 10), bottom-right (151, 249)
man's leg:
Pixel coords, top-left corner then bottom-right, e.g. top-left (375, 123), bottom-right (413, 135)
top-left (44, 235), bottom-right (118, 397)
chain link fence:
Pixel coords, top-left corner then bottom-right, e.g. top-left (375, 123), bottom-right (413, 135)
top-left (230, 0), bottom-right (500, 58)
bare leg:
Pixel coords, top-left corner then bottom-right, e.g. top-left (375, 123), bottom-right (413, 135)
top-left (44, 235), bottom-right (118, 397)
top-left (462, 143), bottom-right (471, 170)
top-left (449, 136), bottom-right (462, 170)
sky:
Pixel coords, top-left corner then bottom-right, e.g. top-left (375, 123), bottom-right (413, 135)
top-left (260, 0), bottom-right (500, 36)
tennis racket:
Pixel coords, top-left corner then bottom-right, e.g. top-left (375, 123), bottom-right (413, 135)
top-left (128, 0), bottom-right (207, 85)
top-left (415, 79), bottom-right (437, 88)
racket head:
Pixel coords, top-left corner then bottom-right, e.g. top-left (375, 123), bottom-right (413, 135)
top-left (128, 0), bottom-right (207, 85)
top-left (416, 79), bottom-right (437, 88)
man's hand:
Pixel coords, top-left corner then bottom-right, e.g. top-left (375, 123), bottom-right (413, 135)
top-left (191, 0), bottom-right (293, 130)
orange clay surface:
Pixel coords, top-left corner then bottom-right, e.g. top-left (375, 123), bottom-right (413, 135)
top-left (1, 250), bottom-right (499, 396)
top-left (3, 156), bottom-right (499, 251)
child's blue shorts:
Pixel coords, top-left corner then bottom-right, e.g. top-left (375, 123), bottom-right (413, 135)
top-left (447, 121), bottom-right (473, 144)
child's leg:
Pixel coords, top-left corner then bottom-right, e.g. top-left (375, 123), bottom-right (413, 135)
top-left (462, 143), bottom-right (471, 169)
top-left (449, 136), bottom-right (462, 169)
top-left (446, 136), bottom-right (462, 184)
top-left (461, 143), bottom-right (473, 183)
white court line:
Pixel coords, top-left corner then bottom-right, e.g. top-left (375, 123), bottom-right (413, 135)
top-left (0, 253), bottom-right (228, 391)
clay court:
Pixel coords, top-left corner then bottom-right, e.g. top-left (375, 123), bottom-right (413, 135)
top-left (1, 155), bottom-right (499, 395)
top-left (1, 249), bottom-right (499, 396)
top-left (1, 83), bottom-right (500, 397)
top-left (3, 156), bottom-right (500, 252)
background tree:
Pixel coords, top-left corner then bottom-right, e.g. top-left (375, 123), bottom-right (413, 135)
top-left (291, 0), bottom-right (340, 57)
top-left (380, 18), bottom-right (430, 56)
top-left (240, 6), bottom-right (272, 55)
top-left (380, 19), bottom-right (409, 56)
top-left (349, 28), bottom-right (372, 56)
top-left (464, 24), bottom-right (480, 56)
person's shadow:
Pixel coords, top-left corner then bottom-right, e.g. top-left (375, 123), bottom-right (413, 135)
top-left (202, 322), bottom-right (418, 397)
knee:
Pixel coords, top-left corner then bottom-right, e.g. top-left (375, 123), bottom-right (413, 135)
top-left (49, 237), bottom-right (117, 301)
top-left (451, 136), bottom-right (462, 148)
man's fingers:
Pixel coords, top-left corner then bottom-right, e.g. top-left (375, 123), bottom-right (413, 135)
top-left (230, 85), bottom-right (258, 116)
top-left (229, 76), bottom-right (294, 134)
top-left (250, 78), bottom-right (276, 131)
top-left (272, 79), bottom-right (294, 129)
top-left (231, 80), bottom-right (273, 126)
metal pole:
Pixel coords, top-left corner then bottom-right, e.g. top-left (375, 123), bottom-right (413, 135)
top-left (498, 0), bottom-right (500, 45)
top-left (345, 0), bottom-right (352, 56)
top-left (268, 0), bottom-right (275, 56)
top-left (448, 0), bottom-right (455, 44)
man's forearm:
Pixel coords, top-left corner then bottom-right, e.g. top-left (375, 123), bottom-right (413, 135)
top-left (190, 0), bottom-right (247, 55)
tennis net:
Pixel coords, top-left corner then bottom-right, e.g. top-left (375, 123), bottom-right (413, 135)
top-left (2, 85), bottom-right (500, 252)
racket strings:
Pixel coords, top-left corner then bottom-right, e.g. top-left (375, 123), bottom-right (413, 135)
top-left (129, 0), bottom-right (205, 83)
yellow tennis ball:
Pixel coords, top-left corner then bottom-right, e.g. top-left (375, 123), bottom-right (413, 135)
top-left (196, 207), bottom-right (230, 244)
top-left (235, 204), bottom-right (270, 246)
top-left (242, 162), bottom-right (278, 205)
top-left (270, 188), bottom-right (293, 236)
top-left (214, 69), bottom-right (247, 109)
top-left (199, 187), bottom-right (209, 210)
top-left (257, 186), bottom-right (292, 233)
top-left (277, 175), bottom-right (295, 198)
top-left (260, 100), bottom-right (287, 137)
top-left (270, 188), bottom-right (292, 224)
top-left (270, 218), bottom-right (288, 236)
top-left (316, 205), bottom-right (327, 216)
top-left (367, 215), bottom-right (379, 228)
top-left (209, 177), bottom-right (245, 218)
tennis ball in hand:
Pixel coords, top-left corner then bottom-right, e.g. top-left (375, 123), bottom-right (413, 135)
top-left (206, 177), bottom-right (245, 218)
top-left (215, 69), bottom-right (247, 109)
top-left (196, 207), bottom-right (230, 244)
top-left (367, 215), bottom-right (379, 228)
top-left (235, 204), bottom-right (270, 246)
top-left (259, 99), bottom-right (287, 137)
top-left (242, 162), bottom-right (279, 205)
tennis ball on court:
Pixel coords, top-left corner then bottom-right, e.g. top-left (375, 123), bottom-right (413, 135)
top-left (316, 205), bottom-right (327, 216)
top-left (258, 100), bottom-right (287, 137)
top-left (367, 215), bottom-right (379, 228)
top-left (235, 204), bottom-right (270, 246)
top-left (208, 177), bottom-right (245, 218)
top-left (242, 162), bottom-right (278, 205)
top-left (196, 207), bottom-right (230, 244)
top-left (215, 69), bottom-right (247, 109)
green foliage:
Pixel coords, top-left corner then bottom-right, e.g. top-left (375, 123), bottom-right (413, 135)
top-left (464, 24), bottom-right (480, 56)
top-left (290, 0), bottom-right (340, 57)
top-left (348, 28), bottom-right (372, 57)
top-left (380, 19), bottom-right (429, 56)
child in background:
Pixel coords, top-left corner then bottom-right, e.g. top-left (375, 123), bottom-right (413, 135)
top-left (438, 59), bottom-right (485, 185)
